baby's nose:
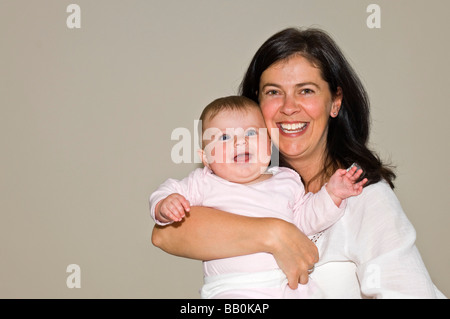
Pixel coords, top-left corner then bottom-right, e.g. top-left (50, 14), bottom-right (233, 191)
top-left (234, 135), bottom-right (247, 146)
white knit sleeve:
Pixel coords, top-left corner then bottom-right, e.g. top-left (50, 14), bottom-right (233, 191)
top-left (347, 182), bottom-right (445, 298)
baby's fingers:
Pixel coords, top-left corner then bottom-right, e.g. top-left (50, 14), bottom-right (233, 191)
top-left (352, 178), bottom-right (368, 195)
top-left (356, 178), bottom-right (368, 188)
top-left (159, 204), bottom-right (181, 222)
top-left (173, 202), bottom-right (188, 221)
top-left (345, 163), bottom-right (364, 182)
top-left (355, 168), bottom-right (364, 179)
top-left (169, 194), bottom-right (191, 219)
top-left (178, 195), bottom-right (191, 213)
top-left (170, 194), bottom-right (190, 214)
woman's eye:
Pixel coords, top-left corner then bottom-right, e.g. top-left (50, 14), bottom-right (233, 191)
top-left (245, 129), bottom-right (257, 137)
top-left (265, 89), bottom-right (279, 95)
top-left (219, 134), bottom-right (231, 141)
top-left (301, 88), bottom-right (314, 95)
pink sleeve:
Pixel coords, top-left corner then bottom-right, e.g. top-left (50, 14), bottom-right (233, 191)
top-left (293, 184), bottom-right (346, 236)
top-left (149, 168), bottom-right (205, 226)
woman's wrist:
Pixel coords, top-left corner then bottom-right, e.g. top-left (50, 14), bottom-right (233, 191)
top-left (259, 218), bottom-right (318, 287)
top-left (260, 218), bottom-right (287, 255)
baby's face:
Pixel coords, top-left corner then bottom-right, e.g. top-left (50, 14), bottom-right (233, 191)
top-left (200, 108), bottom-right (272, 184)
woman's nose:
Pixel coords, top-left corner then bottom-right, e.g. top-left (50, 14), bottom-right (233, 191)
top-left (280, 93), bottom-right (302, 116)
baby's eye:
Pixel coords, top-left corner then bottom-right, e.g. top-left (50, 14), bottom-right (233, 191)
top-left (245, 129), bottom-right (257, 137)
top-left (219, 134), bottom-right (231, 141)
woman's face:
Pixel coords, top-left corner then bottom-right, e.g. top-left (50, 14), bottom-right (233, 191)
top-left (258, 55), bottom-right (342, 165)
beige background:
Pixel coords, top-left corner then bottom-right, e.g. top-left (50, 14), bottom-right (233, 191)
top-left (0, 0), bottom-right (448, 298)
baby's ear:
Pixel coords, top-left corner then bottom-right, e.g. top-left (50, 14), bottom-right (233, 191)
top-left (197, 149), bottom-right (210, 168)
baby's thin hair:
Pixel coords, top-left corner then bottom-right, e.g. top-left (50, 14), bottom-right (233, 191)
top-left (198, 95), bottom-right (261, 149)
top-left (199, 95), bottom-right (260, 132)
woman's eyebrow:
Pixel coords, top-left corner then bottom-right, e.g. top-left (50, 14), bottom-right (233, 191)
top-left (295, 82), bottom-right (320, 89)
top-left (260, 82), bottom-right (282, 90)
top-left (260, 82), bottom-right (320, 89)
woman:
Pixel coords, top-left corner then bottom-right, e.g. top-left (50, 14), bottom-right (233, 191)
top-left (152, 28), bottom-right (444, 298)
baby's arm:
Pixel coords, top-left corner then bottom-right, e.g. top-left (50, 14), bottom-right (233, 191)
top-left (293, 164), bottom-right (368, 236)
top-left (150, 168), bottom-right (204, 226)
top-left (155, 193), bottom-right (191, 223)
top-left (325, 165), bottom-right (368, 207)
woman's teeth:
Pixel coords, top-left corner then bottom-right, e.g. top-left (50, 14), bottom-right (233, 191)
top-left (280, 122), bottom-right (307, 133)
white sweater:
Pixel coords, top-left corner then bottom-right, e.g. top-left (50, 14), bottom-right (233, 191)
top-left (309, 180), bottom-right (446, 298)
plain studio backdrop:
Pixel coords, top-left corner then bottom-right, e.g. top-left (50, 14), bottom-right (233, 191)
top-left (1, 0), bottom-right (449, 298)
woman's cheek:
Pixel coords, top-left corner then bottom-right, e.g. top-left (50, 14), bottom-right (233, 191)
top-left (260, 101), bottom-right (278, 128)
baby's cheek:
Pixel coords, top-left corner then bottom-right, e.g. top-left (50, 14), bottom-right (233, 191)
top-left (221, 142), bottom-right (234, 163)
top-left (208, 144), bottom-right (228, 164)
top-left (255, 136), bottom-right (271, 163)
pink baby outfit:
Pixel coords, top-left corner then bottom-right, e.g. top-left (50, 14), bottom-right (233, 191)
top-left (150, 166), bottom-right (345, 298)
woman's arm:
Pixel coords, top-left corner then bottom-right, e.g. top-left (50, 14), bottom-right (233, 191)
top-left (351, 183), bottom-right (445, 298)
top-left (152, 206), bottom-right (318, 288)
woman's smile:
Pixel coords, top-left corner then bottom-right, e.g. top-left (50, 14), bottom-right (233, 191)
top-left (259, 55), bottom-right (342, 163)
top-left (278, 121), bottom-right (309, 136)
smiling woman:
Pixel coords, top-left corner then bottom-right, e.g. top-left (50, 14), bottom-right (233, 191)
top-left (240, 28), bottom-right (395, 192)
top-left (258, 55), bottom-right (342, 181)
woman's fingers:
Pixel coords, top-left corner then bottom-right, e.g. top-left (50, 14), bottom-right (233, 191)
top-left (269, 220), bottom-right (318, 290)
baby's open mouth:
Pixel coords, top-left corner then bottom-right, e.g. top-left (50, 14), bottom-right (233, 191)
top-left (234, 152), bottom-right (251, 163)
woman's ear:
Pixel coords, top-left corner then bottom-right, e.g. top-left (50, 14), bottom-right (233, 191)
top-left (330, 87), bottom-right (343, 118)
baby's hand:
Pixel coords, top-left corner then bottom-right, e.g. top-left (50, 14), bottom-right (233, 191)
top-left (156, 193), bottom-right (190, 223)
top-left (326, 165), bottom-right (368, 207)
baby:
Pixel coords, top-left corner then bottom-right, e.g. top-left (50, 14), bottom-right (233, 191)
top-left (150, 96), bottom-right (367, 298)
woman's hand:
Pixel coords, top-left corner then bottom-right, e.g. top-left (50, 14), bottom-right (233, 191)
top-left (265, 218), bottom-right (319, 289)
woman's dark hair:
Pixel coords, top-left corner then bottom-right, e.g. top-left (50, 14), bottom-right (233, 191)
top-left (239, 27), bottom-right (396, 189)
